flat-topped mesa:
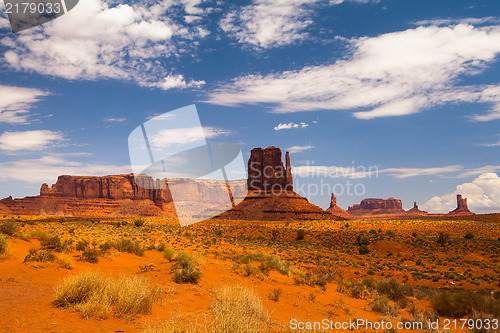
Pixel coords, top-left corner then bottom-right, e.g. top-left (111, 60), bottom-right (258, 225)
top-left (40, 174), bottom-right (172, 206)
top-left (448, 194), bottom-right (474, 215)
top-left (247, 147), bottom-right (293, 193)
top-left (347, 197), bottom-right (405, 216)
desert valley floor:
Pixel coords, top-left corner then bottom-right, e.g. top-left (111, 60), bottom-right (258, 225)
top-left (1, 214), bottom-right (499, 332)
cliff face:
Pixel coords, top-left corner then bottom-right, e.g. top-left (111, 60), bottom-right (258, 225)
top-left (247, 147), bottom-right (293, 192)
top-left (448, 194), bottom-right (474, 216)
top-left (347, 198), bottom-right (405, 216)
top-left (40, 174), bottom-right (172, 206)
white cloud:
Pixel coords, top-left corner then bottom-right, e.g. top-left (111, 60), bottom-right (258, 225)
top-left (0, 85), bottom-right (49, 124)
top-left (294, 165), bottom-right (379, 179)
top-left (287, 145), bottom-right (314, 153)
top-left (422, 172), bottom-right (500, 213)
top-left (206, 24), bottom-right (500, 120)
top-left (0, 155), bottom-right (131, 184)
top-left (415, 17), bottom-right (500, 26)
top-left (380, 165), bottom-right (463, 178)
top-left (0, 130), bottom-right (64, 152)
top-left (479, 141), bottom-right (500, 147)
top-left (103, 117), bottom-right (126, 123)
top-left (1, 0), bottom-right (208, 90)
top-left (149, 126), bottom-right (230, 147)
top-left (220, 0), bottom-right (376, 49)
top-left (274, 122), bottom-right (309, 131)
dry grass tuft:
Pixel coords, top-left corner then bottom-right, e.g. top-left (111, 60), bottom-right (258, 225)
top-left (54, 271), bottom-right (160, 319)
top-left (0, 234), bottom-right (9, 259)
top-left (206, 285), bottom-right (269, 333)
top-left (57, 253), bottom-right (74, 269)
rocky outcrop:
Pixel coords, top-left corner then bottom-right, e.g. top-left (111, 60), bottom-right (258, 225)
top-left (40, 174), bottom-right (172, 206)
top-left (325, 194), bottom-right (352, 219)
top-left (217, 147), bottom-right (346, 221)
top-left (405, 201), bottom-right (428, 216)
top-left (347, 198), bottom-right (405, 216)
top-left (247, 147), bottom-right (293, 192)
top-left (448, 194), bottom-right (474, 216)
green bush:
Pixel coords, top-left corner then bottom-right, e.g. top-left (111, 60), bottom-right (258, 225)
top-left (0, 222), bottom-right (17, 236)
top-left (134, 218), bottom-right (145, 227)
top-left (436, 232), bottom-right (450, 246)
top-left (75, 240), bottom-right (89, 251)
top-left (464, 232), bottom-right (474, 239)
top-left (432, 291), bottom-right (500, 318)
top-left (240, 253), bottom-right (290, 275)
top-left (23, 249), bottom-right (55, 263)
top-left (172, 251), bottom-right (201, 284)
top-left (41, 235), bottom-right (64, 252)
top-left (358, 245), bottom-right (370, 255)
top-left (0, 234), bottom-right (8, 256)
top-left (113, 239), bottom-right (145, 256)
top-left (79, 248), bottom-right (99, 263)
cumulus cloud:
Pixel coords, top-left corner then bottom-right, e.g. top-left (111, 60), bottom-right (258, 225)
top-left (206, 24), bottom-right (500, 120)
top-left (220, 0), bottom-right (377, 49)
top-left (274, 122), bottom-right (309, 131)
top-left (422, 173), bottom-right (500, 213)
top-left (0, 155), bottom-right (131, 184)
top-left (1, 0), bottom-right (207, 89)
top-left (0, 130), bottom-right (64, 152)
top-left (286, 145), bottom-right (314, 153)
top-left (0, 85), bottom-right (49, 124)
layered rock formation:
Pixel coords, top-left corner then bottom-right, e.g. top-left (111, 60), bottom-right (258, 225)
top-left (347, 198), bottom-right (405, 216)
top-left (448, 194), bottom-right (474, 216)
top-left (325, 194), bottom-right (352, 219)
top-left (216, 147), bottom-right (345, 221)
top-left (405, 201), bottom-right (428, 216)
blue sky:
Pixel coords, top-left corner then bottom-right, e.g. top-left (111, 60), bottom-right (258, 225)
top-left (0, 0), bottom-right (499, 213)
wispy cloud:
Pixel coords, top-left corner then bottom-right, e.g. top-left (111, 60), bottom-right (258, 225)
top-left (0, 130), bottom-right (64, 152)
top-left (1, 0), bottom-right (207, 90)
top-left (287, 145), bottom-right (314, 153)
top-left (207, 24), bottom-right (500, 121)
top-left (274, 122), bottom-right (309, 131)
top-left (379, 165), bottom-right (463, 178)
top-left (220, 0), bottom-right (377, 49)
top-left (103, 117), bottom-right (126, 123)
top-left (0, 85), bottom-right (49, 124)
top-left (415, 16), bottom-right (500, 26)
top-left (0, 155), bottom-right (131, 184)
top-left (149, 126), bottom-right (231, 148)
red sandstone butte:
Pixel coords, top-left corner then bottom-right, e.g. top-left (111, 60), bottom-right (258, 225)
top-left (325, 194), bottom-right (353, 220)
top-left (447, 194), bottom-right (474, 216)
top-left (347, 198), bottom-right (405, 216)
top-left (405, 201), bottom-right (429, 216)
top-left (216, 147), bottom-right (346, 221)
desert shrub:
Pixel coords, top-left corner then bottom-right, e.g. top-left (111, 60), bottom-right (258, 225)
top-left (432, 291), bottom-right (500, 318)
top-left (99, 241), bottom-right (112, 254)
top-left (172, 251), bottom-right (201, 284)
top-left (371, 297), bottom-right (398, 318)
top-left (75, 240), bottom-right (89, 251)
top-left (355, 234), bottom-right (370, 246)
top-left (163, 247), bottom-right (176, 262)
top-left (113, 239), bottom-right (145, 256)
top-left (41, 235), bottom-right (64, 252)
top-left (296, 229), bottom-right (305, 240)
top-left (464, 232), bottom-right (475, 239)
top-left (299, 261), bottom-right (338, 288)
top-left (79, 248), bottom-right (99, 263)
top-left (0, 222), bottom-right (17, 236)
top-left (375, 279), bottom-right (413, 307)
top-left (134, 218), bottom-right (145, 227)
top-left (267, 288), bottom-right (282, 302)
top-left (206, 285), bottom-right (268, 333)
top-left (436, 232), bottom-right (450, 246)
top-left (28, 230), bottom-right (50, 243)
top-left (54, 271), bottom-right (159, 319)
top-left (240, 253), bottom-right (290, 276)
top-left (23, 249), bottom-right (55, 263)
top-left (271, 229), bottom-right (278, 238)
top-left (0, 234), bottom-right (9, 257)
top-left (358, 245), bottom-right (370, 255)
top-left (57, 253), bottom-right (74, 269)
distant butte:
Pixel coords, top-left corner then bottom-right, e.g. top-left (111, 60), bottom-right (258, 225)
top-left (325, 194), bottom-right (353, 220)
top-left (347, 198), bottom-right (405, 216)
top-left (447, 194), bottom-right (474, 216)
top-left (405, 201), bottom-right (428, 216)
